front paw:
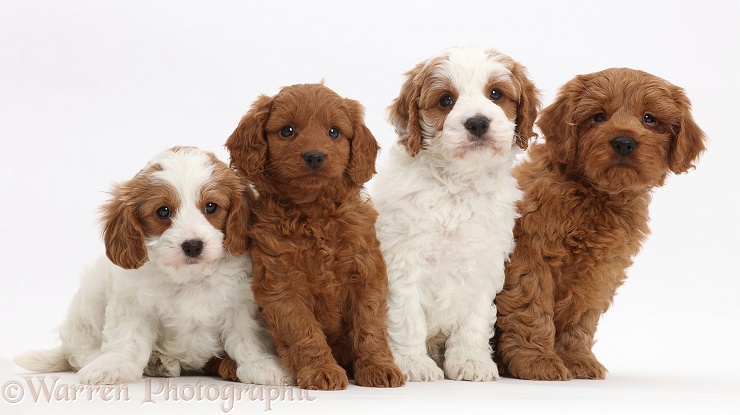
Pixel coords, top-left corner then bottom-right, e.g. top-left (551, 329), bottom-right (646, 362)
top-left (79, 356), bottom-right (141, 385)
top-left (394, 354), bottom-right (444, 382)
top-left (507, 353), bottom-right (572, 381)
top-left (237, 358), bottom-right (293, 385)
top-left (211, 357), bottom-right (239, 382)
top-left (561, 353), bottom-right (607, 380)
top-left (143, 351), bottom-right (181, 377)
top-left (444, 355), bottom-right (500, 381)
top-left (296, 363), bottom-right (348, 390)
top-left (354, 361), bottom-right (405, 388)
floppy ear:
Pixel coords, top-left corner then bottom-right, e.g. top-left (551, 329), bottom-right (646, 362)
top-left (538, 76), bottom-right (585, 166)
top-left (668, 85), bottom-right (706, 174)
top-left (100, 181), bottom-right (148, 270)
top-left (222, 176), bottom-right (253, 256)
top-left (388, 62), bottom-right (426, 157)
top-left (225, 94), bottom-right (274, 179)
top-left (510, 61), bottom-right (541, 150)
top-left (344, 98), bottom-right (380, 185)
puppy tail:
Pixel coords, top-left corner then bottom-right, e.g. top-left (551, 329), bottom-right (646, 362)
top-left (14, 347), bottom-right (71, 373)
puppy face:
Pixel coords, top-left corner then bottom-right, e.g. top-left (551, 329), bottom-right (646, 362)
top-left (265, 85), bottom-right (352, 187)
top-left (100, 147), bottom-right (250, 277)
top-left (388, 46), bottom-right (540, 160)
top-left (226, 83), bottom-right (380, 190)
top-left (539, 68), bottom-right (706, 193)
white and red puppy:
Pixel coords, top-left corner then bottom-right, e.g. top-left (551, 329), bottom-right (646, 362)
top-left (15, 146), bottom-right (288, 385)
top-left (372, 46), bottom-right (539, 381)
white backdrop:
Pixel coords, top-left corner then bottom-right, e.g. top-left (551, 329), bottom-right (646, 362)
top-left (1, 1), bottom-right (738, 414)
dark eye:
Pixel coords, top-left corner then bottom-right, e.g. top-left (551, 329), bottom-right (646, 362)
top-left (204, 202), bottom-right (218, 215)
top-left (439, 94), bottom-right (454, 108)
top-left (156, 206), bottom-right (170, 219)
top-left (593, 112), bottom-right (607, 123)
top-left (279, 125), bottom-right (294, 138)
top-left (643, 113), bottom-right (656, 124)
top-left (328, 126), bottom-right (340, 139)
top-left (490, 88), bottom-right (502, 101)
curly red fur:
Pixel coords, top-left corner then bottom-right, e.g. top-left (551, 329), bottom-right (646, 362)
top-left (219, 84), bottom-right (403, 390)
top-left (495, 68), bottom-right (706, 380)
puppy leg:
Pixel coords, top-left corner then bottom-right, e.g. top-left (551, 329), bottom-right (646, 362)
top-left (222, 295), bottom-right (291, 385)
top-left (78, 299), bottom-right (157, 384)
top-left (347, 258), bottom-right (405, 388)
top-left (386, 266), bottom-right (444, 382)
top-left (443, 294), bottom-right (499, 381)
top-left (496, 257), bottom-right (571, 381)
top-left (259, 298), bottom-right (348, 390)
top-left (555, 308), bottom-right (608, 379)
top-left (59, 261), bottom-right (109, 370)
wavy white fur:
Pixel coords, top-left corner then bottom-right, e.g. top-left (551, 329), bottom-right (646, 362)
top-left (372, 46), bottom-right (535, 382)
top-left (14, 147), bottom-right (288, 385)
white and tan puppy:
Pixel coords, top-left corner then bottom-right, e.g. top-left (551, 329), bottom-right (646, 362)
top-left (372, 46), bottom-right (539, 381)
top-left (15, 147), bottom-right (288, 385)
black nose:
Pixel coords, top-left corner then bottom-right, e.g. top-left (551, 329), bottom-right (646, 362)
top-left (464, 116), bottom-right (490, 138)
top-left (181, 240), bottom-right (203, 258)
top-left (303, 151), bottom-right (325, 169)
top-left (611, 136), bottom-right (637, 156)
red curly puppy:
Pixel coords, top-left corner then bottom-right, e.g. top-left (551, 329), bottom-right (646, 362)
top-left (495, 68), bottom-right (706, 380)
top-left (219, 83), bottom-right (404, 390)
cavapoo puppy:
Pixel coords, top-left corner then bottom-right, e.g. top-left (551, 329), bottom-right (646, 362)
top-left (220, 83), bottom-right (404, 390)
top-left (371, 46), bottom-right (540, 381)
top-left (14, 147), bottom-right (288, 385)
top-left (495, 68), bottom-right (706, 380)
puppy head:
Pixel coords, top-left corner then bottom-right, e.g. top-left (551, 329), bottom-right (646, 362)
top-left (226, 83), bottom-right (379, 191)
top-left (388, 46), bottom-right (540, 161)
top-left (100, 147), bottom-right (251, 276)
top-left (538, 68), bottom-right (706, 193)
